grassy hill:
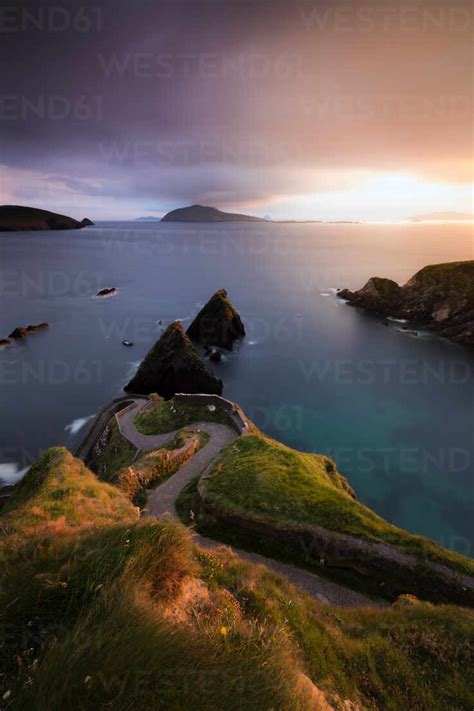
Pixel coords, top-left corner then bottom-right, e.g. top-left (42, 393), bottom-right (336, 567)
top-left (195, 433), bottom-right (474, 598)
top-left (1, 446), bottom-right (473, 709)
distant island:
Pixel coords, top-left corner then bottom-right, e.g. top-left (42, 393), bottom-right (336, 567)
top-left (0, 205), bottom-right (94, 232)
top-left (134, 216), bottom-right (161, 222)
top-left (161, 204), bottom-right (266, 223)
top-left (410, 211), bottom-right (474, 222)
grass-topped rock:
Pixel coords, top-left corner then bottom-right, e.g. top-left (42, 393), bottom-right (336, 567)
top-left (125, 321), bottom-right (223, 398)
top-left (1, 446), bottom-right (473, 710)
top-left (339, 260), bottom-right (474, 345)
top-left (187, 289), bottom-right (245, 350)
top-left (194, 432), bottom-right (474, 605)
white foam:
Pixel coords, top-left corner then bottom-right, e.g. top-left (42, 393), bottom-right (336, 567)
top-left (387, 317), bottom-right (408, 323)
top-left (0, 463), bottom-right (29, 485)
top-left (64, 415), bottom-right (94, 436)
top-left (320, 292), bottom-right (331, 297)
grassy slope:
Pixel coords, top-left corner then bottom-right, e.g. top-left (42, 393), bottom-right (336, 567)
top-left (405, 260), bottom-right (474, 300)
top-left (202, 433), bottom-right (474, 577)
top-left (87, 418), bottom-right (137, 482)
top-left (0, 448), bottom-right (137, 557)
top-left (1, 448), bottom-right (473, 709)
top-left (134, 393), bottom-right (231, 434)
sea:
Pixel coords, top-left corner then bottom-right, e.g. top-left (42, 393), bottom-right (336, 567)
top-left (0, 221), bottom-right (472, 555)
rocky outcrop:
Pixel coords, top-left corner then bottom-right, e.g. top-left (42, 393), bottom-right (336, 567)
top-left (8, 323), bottom-right (49, 339)
top-left (339, 261), bottom-right (474, 345)
top-left (187, 289), bottom-right (245, 350)
top-left (0, 205), bottom-right (93, 231)
top-left (80, 218), bottom-right (94, 227)
top-left (96, 287), bottom-right (117, 297)
top-left (161, 204), bottom-right (265, 222)
top-left (124, 321), bottom-right (223, 398)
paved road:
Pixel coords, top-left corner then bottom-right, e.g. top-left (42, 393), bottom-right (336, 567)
top-left (119, 399), bottom-right (382, 608)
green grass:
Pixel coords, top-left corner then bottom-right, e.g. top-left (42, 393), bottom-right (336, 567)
top-left (406, 260), bottom-right (474, 301)
top-left (0, 448), bottom-right (137, 558)
top-left (197, 546), bottom-right (474, 710)
top-left (1, 448), bottom-right (473, 710)
top-left (202, 434), bottom-right (474, 578)
top-left (88, 418), bottom-right (137, 482)
top-left (134, 393), bottom-right (231, 434)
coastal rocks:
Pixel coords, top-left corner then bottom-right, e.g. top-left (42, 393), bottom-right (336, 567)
top-left (96, 287), bottom-right (117, 297)
top-left (124, 321), bottom-right (223, 398)
top-left (80, 218), bottom-right (94, 227)
top-left (339, 260), bottom-right (474, 346)
top-left (187, 289), bottom-right (245, 350)
top-left (0, 205), bottom-right (93, 231)
top-left (0, 338), bottom-right (11, 347)
top-left (8, 323), bottom-right (49, 339)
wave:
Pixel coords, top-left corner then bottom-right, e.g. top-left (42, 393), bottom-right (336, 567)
top-left (0, 462), bottom-right (30, 485)
top-left (64, 414), bottom-right (94, 436)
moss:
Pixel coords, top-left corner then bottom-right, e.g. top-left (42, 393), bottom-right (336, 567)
top-left (202, 434), bottom-right (474, 578)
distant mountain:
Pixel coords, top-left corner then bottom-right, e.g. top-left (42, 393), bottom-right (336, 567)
top-left (161, 204), bottom-right (266, 223)
top-left (134, 216), bottom-right (162, 222)
top-left (0, 205), bottom-right (94, 232)
top-left (411, 211), bottom-right (474, 221)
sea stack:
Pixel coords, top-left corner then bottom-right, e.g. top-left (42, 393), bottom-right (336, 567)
top-left (187, 289), bottom-right (245, 350)
top-left (124, 321), bottom-right (223, 398)
top-left (339, 260), bottom-right (474, 345)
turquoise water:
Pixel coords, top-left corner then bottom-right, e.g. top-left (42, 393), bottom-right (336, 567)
top-left (0, 221), bottom-right (472, 555)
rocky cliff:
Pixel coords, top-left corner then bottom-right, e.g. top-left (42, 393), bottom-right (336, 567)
top-left (339, 260), bottom-right (474, 345)
top-left (187, 289), bottom-right (245, 350)
top-left (124, 321), bottom-right (223, 398)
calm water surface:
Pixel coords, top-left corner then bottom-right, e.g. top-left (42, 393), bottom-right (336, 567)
top-left (0, 222), bottom-right (472, 555)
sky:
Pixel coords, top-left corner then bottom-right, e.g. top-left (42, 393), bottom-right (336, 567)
top-left (0, 0), bottom-right (473, 221)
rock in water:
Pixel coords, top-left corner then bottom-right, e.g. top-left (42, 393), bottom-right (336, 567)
top-left (9, 323), bottom-right (49, 338)
top-left (339, 260), bottom-right (474, 345)
top-left (96, 287), bottom-right (117, 297)
top-left (124, 321), bottom-right (223, 398)
top-left (187, 289), bottom-right (245, 350)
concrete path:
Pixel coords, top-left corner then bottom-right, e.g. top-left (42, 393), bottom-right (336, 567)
top-left (117, 399), bottom-right (382, 608)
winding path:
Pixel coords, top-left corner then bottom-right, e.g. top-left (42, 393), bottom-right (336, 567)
top-left (116, 399), bottom-right (381, 608)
